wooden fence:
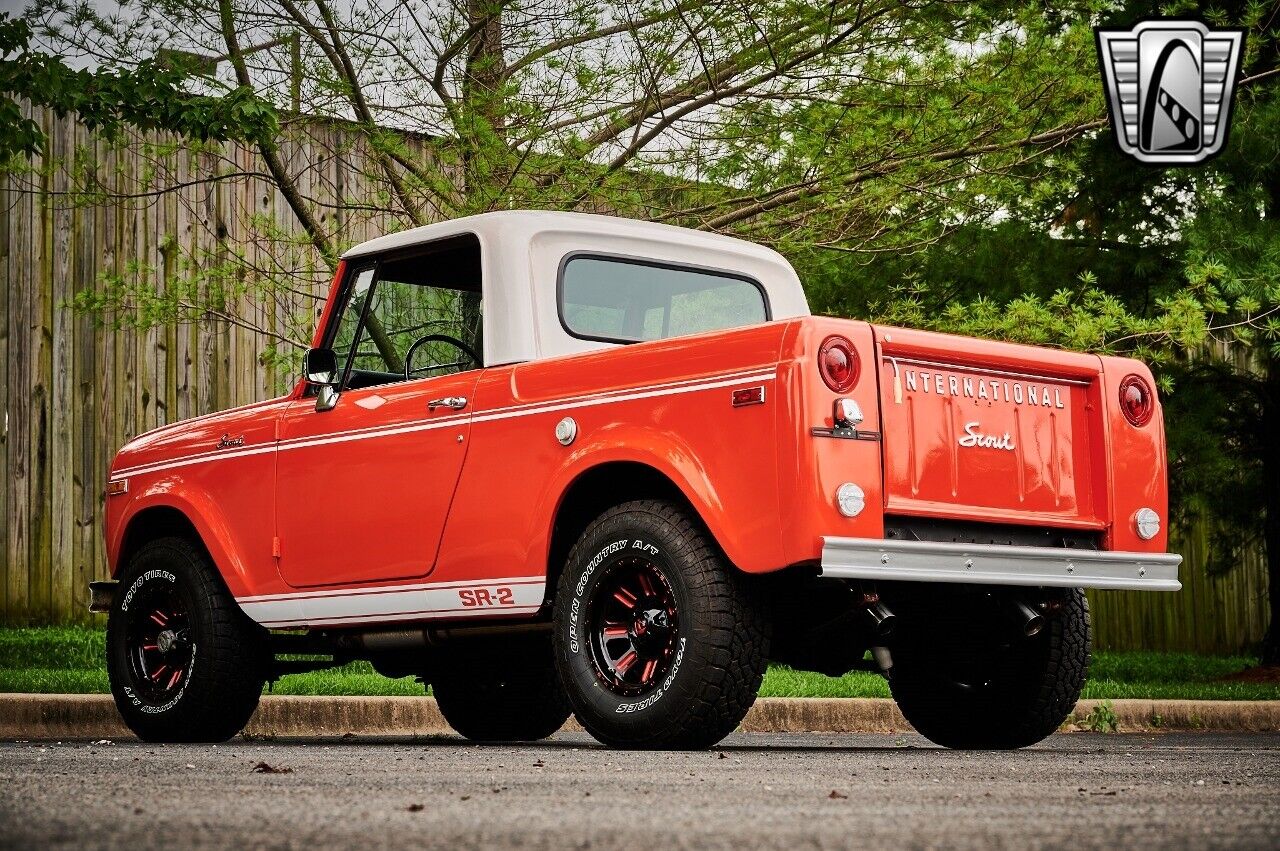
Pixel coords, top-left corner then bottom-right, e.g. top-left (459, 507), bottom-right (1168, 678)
top-left (0, 106), bottom-right (1270, 653)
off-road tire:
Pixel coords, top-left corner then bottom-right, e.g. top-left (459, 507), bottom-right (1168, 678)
top-left (889, 588), bottom-right (1091, 749)
top-left (106, 536), bottom-right (267, 743)
top-left (553, 500), bottom-right (769, 750)
top-left (431, 634), bottom-right (571, 741)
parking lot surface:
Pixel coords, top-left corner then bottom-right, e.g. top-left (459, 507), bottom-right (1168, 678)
top-left (2, 732), bottom-right (1277, 849)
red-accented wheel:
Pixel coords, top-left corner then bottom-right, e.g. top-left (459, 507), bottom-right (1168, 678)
top-left (123, 583), bottom-right (194, 699)
top-left (587, 557), bottom-right (680, 696)
top-left (107, 536), bottom-right (267, 742)
top-left (554, 500), bottom-right (769, 750)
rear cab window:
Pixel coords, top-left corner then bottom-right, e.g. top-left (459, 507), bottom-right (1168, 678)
top-left (559, 255), bottom-right (770, 344)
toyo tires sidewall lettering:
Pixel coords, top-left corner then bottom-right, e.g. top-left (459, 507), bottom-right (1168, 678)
top-left (109, 557), bottom-right (201, 716)
top-left (561, 533), bottom-right (694, 719)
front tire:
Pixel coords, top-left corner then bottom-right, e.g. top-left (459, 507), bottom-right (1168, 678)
top-left (106, 536), bottom-right (267, 743)
top-left (553, 500), bottom-right (769, 750)
top-left (889, 587), bottom-right (1091, 749)
top-left (431, 634), bottom-right (571, 741)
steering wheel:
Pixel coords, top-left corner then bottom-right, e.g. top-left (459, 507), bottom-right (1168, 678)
top-left (404, 334), bottom-right (481, 380)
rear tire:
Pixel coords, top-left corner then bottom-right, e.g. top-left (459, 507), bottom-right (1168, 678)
top-left (106, 536), bottom-right (267, 743)
top-left (553, 500), bottom-right (769, 750)
top-left (889, 588), bottom-right (1090, 749)
top-left (431, 634), bottom-right (571, 741)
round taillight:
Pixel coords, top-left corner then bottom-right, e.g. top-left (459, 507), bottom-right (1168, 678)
top-left (818, 335), bottom-right (859, 393)
top-left (1119, 374), bottom-right (1154, 427)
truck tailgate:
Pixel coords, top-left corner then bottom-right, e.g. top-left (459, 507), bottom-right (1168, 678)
top-left (874, 326), bottom-right (1105, 530)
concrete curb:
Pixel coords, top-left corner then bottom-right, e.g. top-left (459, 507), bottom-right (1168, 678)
top-left (2, 694), bottom-right (1278, 740)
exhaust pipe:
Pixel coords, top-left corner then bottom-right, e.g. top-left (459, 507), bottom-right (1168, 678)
top-left (862, 600), bottom-right (896, 640)
top-left (337, 620), bottom-right (552, 653)
top-left (1007, 599), bottom-right (1045, 638)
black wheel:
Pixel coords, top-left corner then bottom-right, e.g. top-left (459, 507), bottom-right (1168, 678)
top-left (553, 500), bottom-right (769, 750)
top-left (431, 634), bottom-right (571, 741)
top-left (106, 536), bottom-right (267, 742)
top-left (889, 588), bottom-right (1091, 749)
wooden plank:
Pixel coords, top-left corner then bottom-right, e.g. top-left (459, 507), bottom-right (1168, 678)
top-left (50, 110), bottom-right (76, 621)
top-left (72, 117), bottom-right (99, 621)
top-left (7, 103), bottom-right (32, 623)
top-left (119, 130), bottom-right (138, 448)
top-left (174, 143), bottom-right (193, 422)
top-left (140, 129), bottom-right (160, 432)
top-left (28, 104), bottom-right (55, 623)
top-left (96, 126), bottom-right (119, 589)
top-left (0, 110), bottom-right (11, 620)
top-left (161, 136), bottom-right (178, 429)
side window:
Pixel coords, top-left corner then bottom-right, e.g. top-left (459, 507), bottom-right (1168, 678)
top-left (329, 235), bottom-right (483, 390)
top-left (559, 256), bottom-right (768, 344)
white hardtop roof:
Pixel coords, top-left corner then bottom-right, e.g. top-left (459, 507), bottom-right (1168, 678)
top-left (340, 210), bottom-right (810, 365)
top-left (342, 209), bottom-right (791, 264)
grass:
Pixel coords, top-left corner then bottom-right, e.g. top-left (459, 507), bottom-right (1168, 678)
top-left (2, 626), bottom-right (1277, 700)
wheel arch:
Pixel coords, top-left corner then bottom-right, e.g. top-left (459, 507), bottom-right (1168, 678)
top-left (117, 505), bottom-right (205, 571)
top-left (110, 493), bottom-right (253, 598)
top-left (544, 458), bottom-right (747, 605)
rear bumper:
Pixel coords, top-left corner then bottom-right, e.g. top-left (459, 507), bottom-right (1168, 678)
top-left (820, 537), bottom-right (1182, 591)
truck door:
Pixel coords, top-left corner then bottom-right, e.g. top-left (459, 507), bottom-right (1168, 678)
top-left (275, 241), bottom-right (485, 588)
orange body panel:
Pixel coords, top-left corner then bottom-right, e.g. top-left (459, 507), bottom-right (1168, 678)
top-left (105, 277), bottom-right (1171, 628)
top-left (274, 369), bottom-right (480, 588)
top-left (434, 321), bottom-right (790, 586)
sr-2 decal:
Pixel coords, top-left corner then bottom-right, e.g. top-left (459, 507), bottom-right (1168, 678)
top-left (235, 578), bottom-right (546, 628)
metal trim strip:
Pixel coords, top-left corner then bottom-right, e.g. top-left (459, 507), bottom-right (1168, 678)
top-left (820, 537), bottom-right (1182, 591)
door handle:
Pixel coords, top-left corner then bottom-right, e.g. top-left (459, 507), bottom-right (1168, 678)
top-left (428, 396), bottom-right (468, 411)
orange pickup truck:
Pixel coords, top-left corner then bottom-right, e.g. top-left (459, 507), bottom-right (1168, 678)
top-left (93, 211), bottom-right (1180, 750)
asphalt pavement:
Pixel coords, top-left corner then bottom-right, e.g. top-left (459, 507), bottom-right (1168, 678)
top-left (2, 732), bottom-right (1277, 849)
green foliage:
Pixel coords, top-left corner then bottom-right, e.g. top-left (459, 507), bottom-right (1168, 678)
top-left (1081, 700), bottom-right (1119, 733)
top-left (0, 12), bottom-right (276, 160)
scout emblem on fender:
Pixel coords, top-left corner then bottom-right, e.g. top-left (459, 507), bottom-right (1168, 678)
top-left (1095, 19), bottom-right (1244, 164)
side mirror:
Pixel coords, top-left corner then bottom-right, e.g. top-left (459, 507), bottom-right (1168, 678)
top-left (303, 347), bottom-right (339, 385)
top-left (302, 348), bottom-right (340, 412)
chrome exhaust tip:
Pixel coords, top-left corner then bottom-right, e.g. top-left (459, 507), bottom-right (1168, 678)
top-left (1009, 599), bottom-right (1046, 638)
top-left (863, 600), bottom-right (897, 639)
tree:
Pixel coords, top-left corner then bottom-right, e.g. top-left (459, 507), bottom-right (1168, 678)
top-left (0, 12), bottom-right (276, 159)
top-left (23, 0), bottom-right (1113, 342)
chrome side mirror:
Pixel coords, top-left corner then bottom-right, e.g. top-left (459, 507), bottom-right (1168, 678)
top-left (303, 348), bottom-right (340, 412)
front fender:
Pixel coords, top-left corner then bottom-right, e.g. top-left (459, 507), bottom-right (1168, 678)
top-left (107, 474), bottom-right (266, 599)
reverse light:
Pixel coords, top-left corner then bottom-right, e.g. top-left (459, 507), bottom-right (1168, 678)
top-left (818, 335), bottom-right (859, 393)
top-left (1119, 374), bottom-right (1154, 427)
top-left (834, 398), bottom-right (864, 428)
top-left (1134, 507), bottom-right (1161, 541)
top-left (835, 482), bottom-right (866, 517)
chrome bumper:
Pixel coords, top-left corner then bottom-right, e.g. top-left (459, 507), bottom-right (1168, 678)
top-left (820, 537), bottom-right (1182, 591)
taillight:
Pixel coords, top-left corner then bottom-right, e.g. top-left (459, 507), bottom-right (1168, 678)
top-left (818, 335), bottom-right (859, 393)
top-left (1119, 374), bottom-right (1154, 427)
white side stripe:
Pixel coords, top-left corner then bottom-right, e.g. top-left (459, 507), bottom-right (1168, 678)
top-left (237, 576), bottom-right (546, 628)
top-left (111, 367), bottom-right (777, 479)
